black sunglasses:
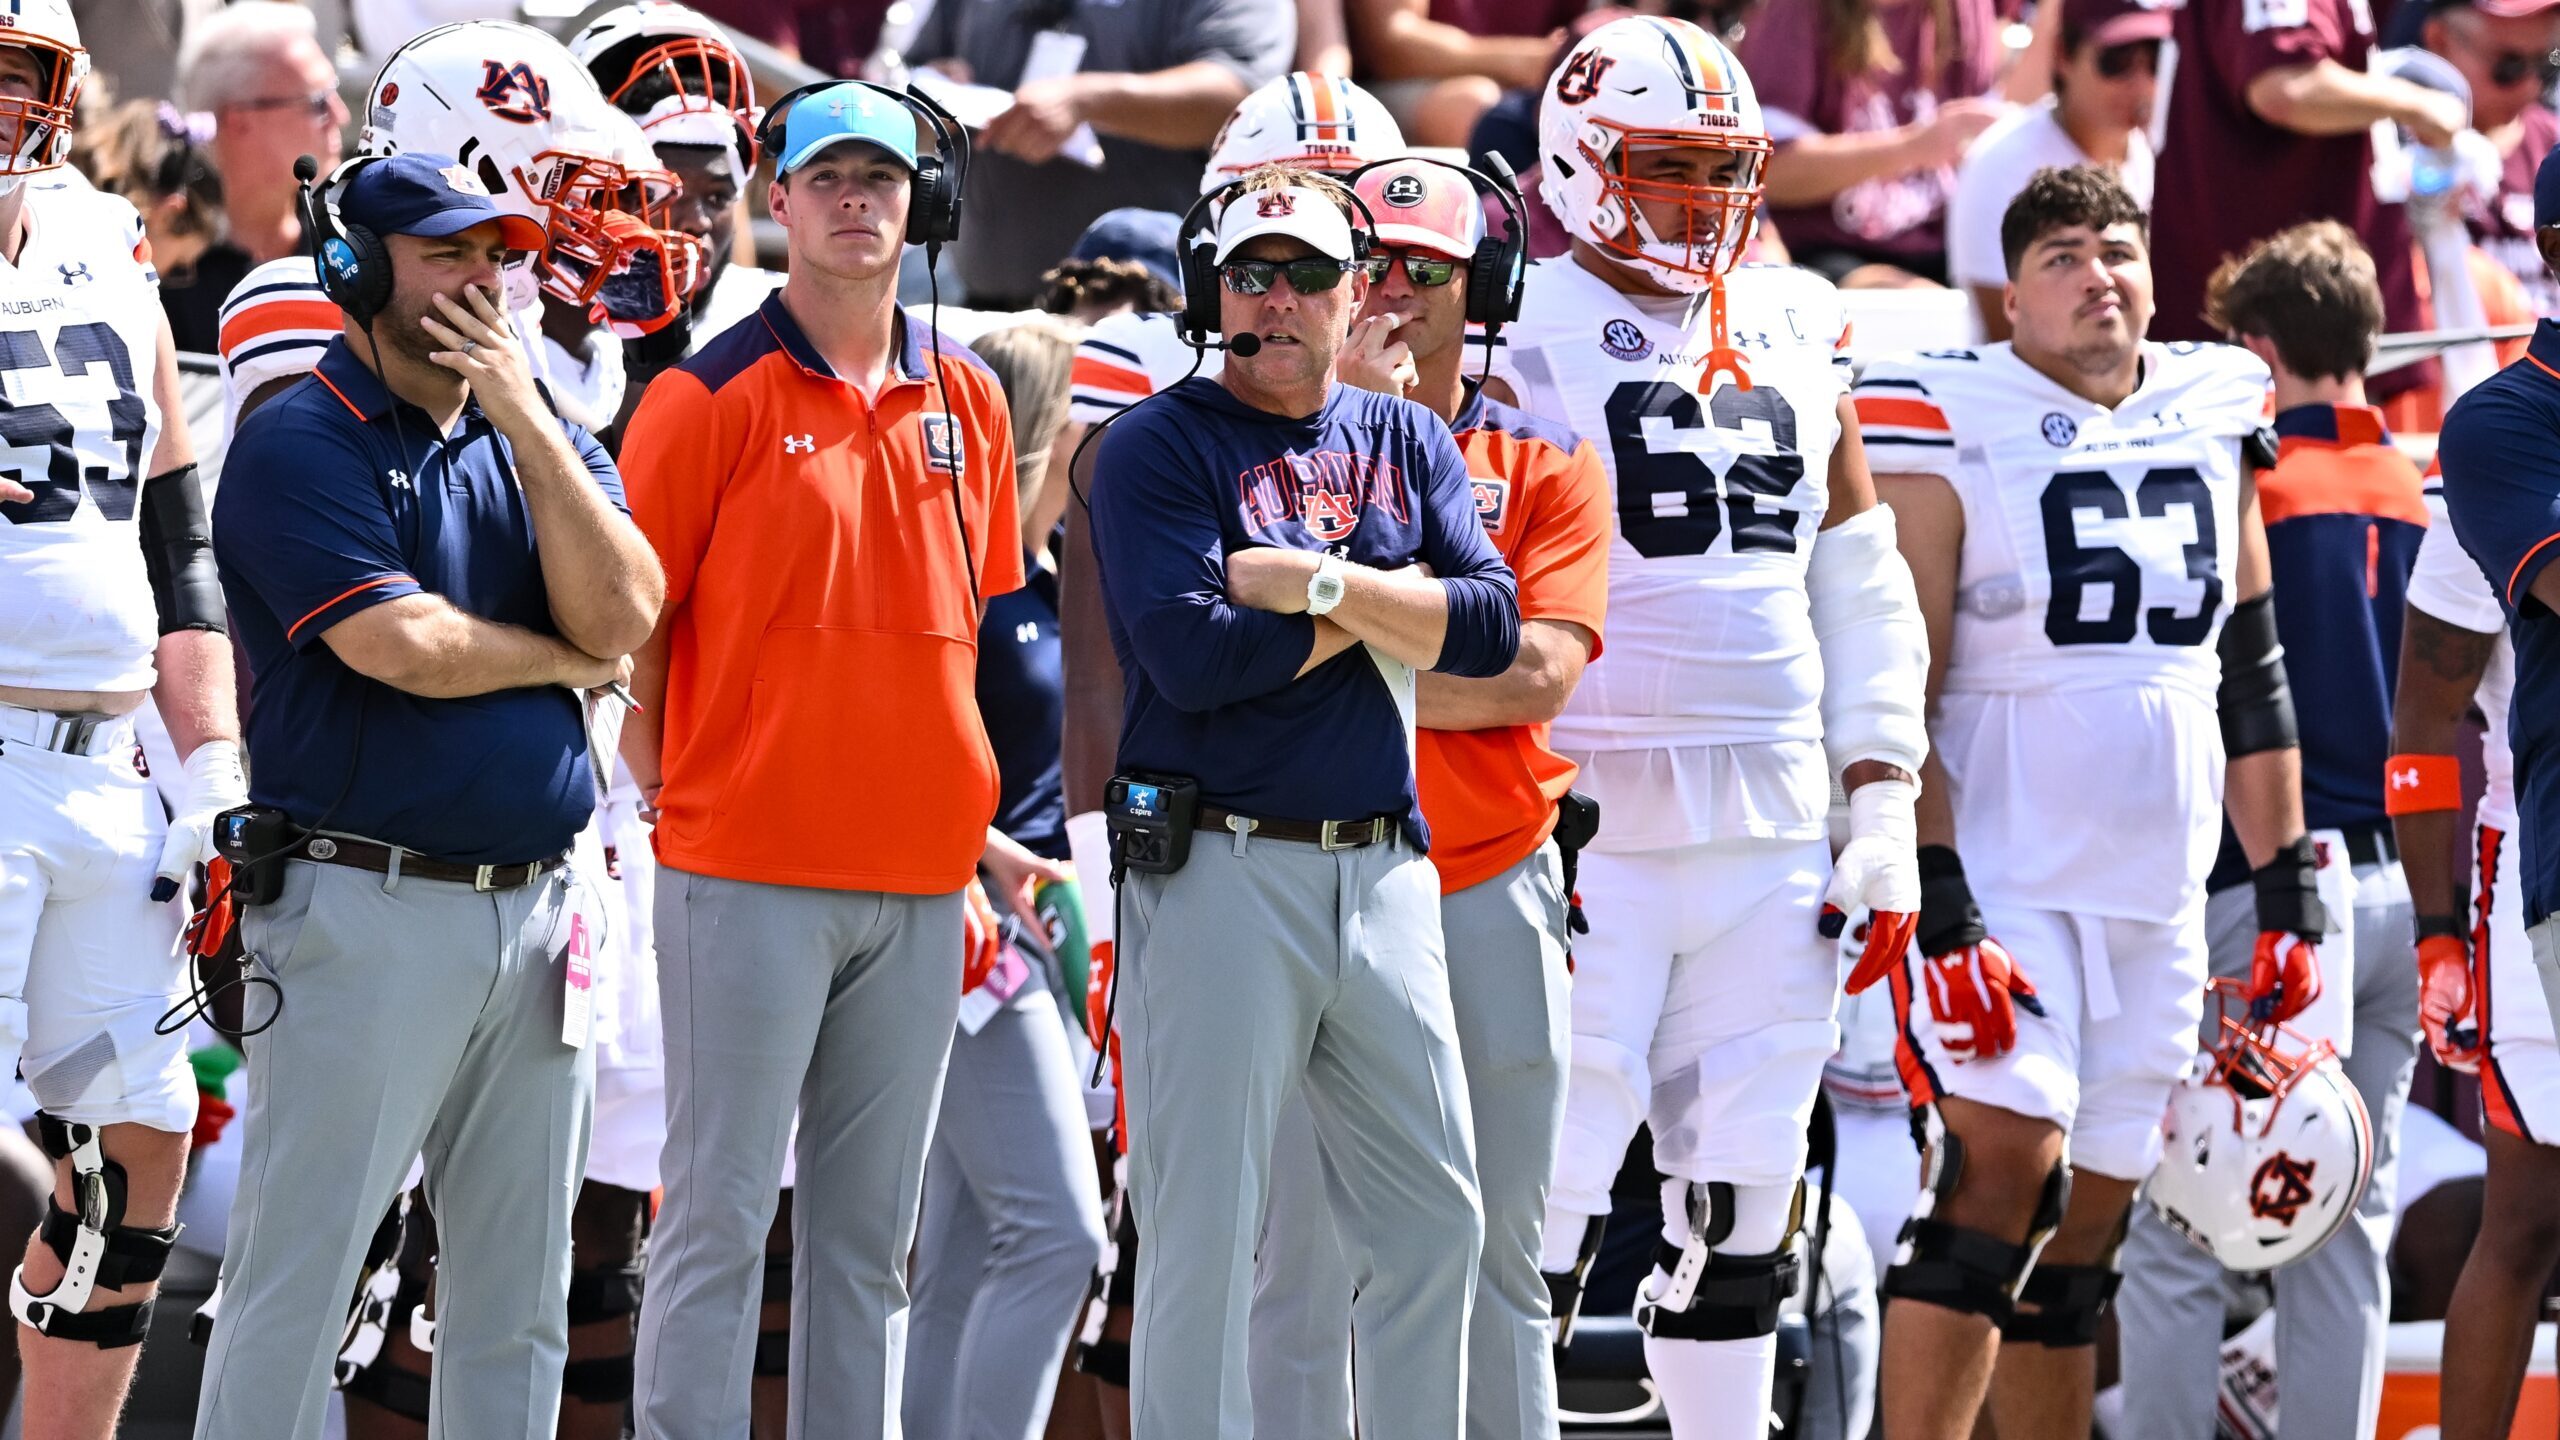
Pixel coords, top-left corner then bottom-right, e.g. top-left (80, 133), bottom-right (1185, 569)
top-left (2094, 39), bottom-right (2161, 79)
top-left (1221, 257), bottom-right (1363, 295)
top-left (2489, 45), bottom-right (2560, 88)
top-left (1372, 251), bottom-right (1461, 287)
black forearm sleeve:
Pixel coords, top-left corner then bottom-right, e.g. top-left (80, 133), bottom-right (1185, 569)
top-left (137, 463), bottom-right (225, 636)
top-left (1916, 845), bottom-right (1987, 958)
top-left (2217, 592), bottom-right (2294, 757)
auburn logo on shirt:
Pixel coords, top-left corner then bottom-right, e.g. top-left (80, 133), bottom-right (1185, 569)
top-left (923, 414), bottom-right (963, 475)
top-left (1470, 476), bottom-right (1510, 535)
top-left (476, 61), bottom-right (553, 125)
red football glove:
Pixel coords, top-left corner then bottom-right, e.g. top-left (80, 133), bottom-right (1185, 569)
top-left (962, 879), bottom-right (1000, 995)
top-left (1086, 939), bottom-right (1117, 1051)
top-left (2245, 932), bottom-right (2322, 1026)
top-left (1922, 937), bottom-right (2042, 1063)
top-left (2416, 932), bottom-right (2483, 1072)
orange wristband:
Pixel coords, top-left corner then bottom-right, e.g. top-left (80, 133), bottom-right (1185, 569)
top-left (2383, 754), bottom-right (2462, 816)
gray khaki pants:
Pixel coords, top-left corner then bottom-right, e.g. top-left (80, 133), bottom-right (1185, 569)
top-left (2116, 857), bottom-right (2419, 1440)
top-left (1120, 827), bottom-right (1483, 1440)
top-left (1250, 842), bottom-right (1574, 1440)
top-left (632, 868), bottom-right (964, 1440)
top-left (194, 856), bottom-right (594, 1440)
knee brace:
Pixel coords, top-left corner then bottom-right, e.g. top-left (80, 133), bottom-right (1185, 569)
top-left (1634, 1179), bottom-right (1804, 1343)
top-left (559, 1257), bottom-right (645, 1403)
top-left (343, 1351), bottom-right (433, 1422)
top-left (1542, 1213), bottom-right (1608, 1348)
top-left (1881, 1119), bottom-right (2068, 1327)
top-left (1074, 1194), bottom-right (1136, 1388)
top-left (334, 1193), bottom-right (417, 1386)
top-left (2001, 1207), bottom-right (2126, 1348)
top-left (8, 1114), bottom-right (180, 1348)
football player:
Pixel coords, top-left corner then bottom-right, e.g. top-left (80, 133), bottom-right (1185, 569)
top-left (1485, 17), bottom-right (1930, 1435)
top-left (0, 3), bottom-right (247, 1435)
top-left (1855, 164), bottom-right (2325, 1440)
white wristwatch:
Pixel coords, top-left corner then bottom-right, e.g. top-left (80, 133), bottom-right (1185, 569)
top-left (1306, 554), bottom-right (1347, 616)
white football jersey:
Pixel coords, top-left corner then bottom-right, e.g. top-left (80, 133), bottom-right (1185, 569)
top-left (1857, 340), bottom-right (2270, 922)
top-left (542, 329), bottom-right (627, 433)
top-left (1495, 259), bottom-right (1847, 748)
top-left (1067, 309), bottom-right (1219, 426)
top-left (2406, 483), bottom-right (2515, 832)
top-left (0, 179), bottom-right (170, 693)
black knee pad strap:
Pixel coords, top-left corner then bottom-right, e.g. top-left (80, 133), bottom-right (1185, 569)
top-left (1075, 1336), bottom-right (1130, 1387)
top-left (21, 1293), bottom-right (153, 1348)
top-left (2000, 1263), bottom-right (2120, 1347)
top-left (567, 1260), bottom-right (645, 1325)
top-left (37, 1203), bottom-right (177, 1292)
top-left (754, 1329), bottom-right (790, 1377)
top-left (1635, 1243), bottom-right (1802, 1342)
top-left (1883, 1219), bottom-right (2031, 1324)
top-left (562, 1351), bottom-right (637, 1403)
top-left (343, 1356), bottom-right (433, 1421)
top-left (760, 1252), bottom-right (792, 1305)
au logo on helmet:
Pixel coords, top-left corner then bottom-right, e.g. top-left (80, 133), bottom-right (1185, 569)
top-left (1554, 50), bottom-right (1615, 105)
top-left (2248, 1153), bottom-right (2317, 1225)
top-left (476, 60), bottom-right (553, 125)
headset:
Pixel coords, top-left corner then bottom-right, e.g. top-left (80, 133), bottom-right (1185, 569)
top-left (753, 80), bottom-right (982, 600)
top-left (1173, 172), bottom-right (1381, 348)
top-left (1343, 152), bottom-right (1529, 333)
top-left (753, 80), bottom-right (968, 247)
top-left (296, 153), bottom-right (396, 328)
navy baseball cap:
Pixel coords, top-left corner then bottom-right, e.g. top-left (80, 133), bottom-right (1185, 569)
top-left (1071, 208), bottom-right (1182, 291)
top-left (2535, 141), bottom-right (2560, 228)
top-left (339, 152), bottom-right (546, 252)
top-left (779, 83), bottom-right (920, 175)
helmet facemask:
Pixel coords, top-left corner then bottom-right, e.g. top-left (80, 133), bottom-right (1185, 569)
top-left (528, 151), bottom-right (703, 334)
top-left (1588, 128), bottom-right (1767, 288)
top-left (0, 37), bottom-right (85, 181)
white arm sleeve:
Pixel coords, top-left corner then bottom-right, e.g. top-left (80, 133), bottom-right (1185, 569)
top-left (1810, 503), bottom-right (1932, 778)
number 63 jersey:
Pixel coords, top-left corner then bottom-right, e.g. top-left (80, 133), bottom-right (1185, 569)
top-left (1492, 260), bottom-right (1848, 831)
top-left (1855, 340), bottom-right (2271, 923)
top-left (0, 177), bottom-right (165, 694)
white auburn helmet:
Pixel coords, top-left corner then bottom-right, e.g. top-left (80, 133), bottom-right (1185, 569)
top-left (1202, 72), bottom-right (1404, 193)
top-left (362, 22), bottom-right (689, 331)
top-left (569, 1), bottom-right (760, 178)
top-left (0, 0), bottom-right (88, 181)
top-left (2145, 982), bottom-right (2374, 1274)
top-left (1538, 16), bottom-right (1768, 294)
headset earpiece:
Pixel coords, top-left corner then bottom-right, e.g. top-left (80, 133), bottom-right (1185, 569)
top-left (302, 155), bottom-right (394, 329)
top-left (1175, 180), bottom-right (1243, 342)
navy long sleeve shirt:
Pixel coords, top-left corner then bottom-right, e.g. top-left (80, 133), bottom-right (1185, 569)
top-left (1091, 376), bottom-right (1520, 850)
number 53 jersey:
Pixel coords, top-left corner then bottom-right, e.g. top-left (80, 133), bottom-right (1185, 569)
top-left (0, 177), bottom-right (166, 694)
top-left (1492, 260), bottom-right (1848, 775)
top-left (1855, 340), bottom-right (2271, 924)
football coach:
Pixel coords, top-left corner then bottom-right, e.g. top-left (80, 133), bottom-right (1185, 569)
top-left (200, 152), bottom-right (662, 1440)
top-left (1088, 163), bottom-right (1520, 1440)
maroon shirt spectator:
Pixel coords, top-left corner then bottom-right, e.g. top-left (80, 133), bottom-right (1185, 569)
top-left (1425, 0), bottom-right (1583, 34)
top-left (2477, 103), bottom-right (2560, 310)
top-left (1735, 0), bottom-right (2003, 284)
top-left (687, 0), bottom-right (891, 75)
top-left (2149, 0), bottom-right (2460, 404)
top-left (2417, 0), bottom-right (2560, 312)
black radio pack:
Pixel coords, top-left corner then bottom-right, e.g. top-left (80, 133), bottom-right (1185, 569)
top-left (213, 804), bottom-right (300, 906)
top-left (1104, 772), bottom-right (1200, 882)
top-left (1554, 790), bottom-right (1599, 938)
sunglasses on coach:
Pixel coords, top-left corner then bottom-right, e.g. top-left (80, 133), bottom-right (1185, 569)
top-left (1221, 257), bottom-right (1367, 295)
top-left (1371, 250), bottom-right (1462, 287)
top-left (2094, 40), bottom-right (2160, 79)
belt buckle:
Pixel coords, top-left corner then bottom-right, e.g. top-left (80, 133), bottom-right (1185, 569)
top-left (1319, 818), bottom-right (1371, 851)
top-left (473, 864), bottom-right (503, 893)
top-left (46, 713), bottom-right (103, 755)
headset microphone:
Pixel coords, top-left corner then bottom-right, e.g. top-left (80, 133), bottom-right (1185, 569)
top-left (1218, 333), bottom-right (1263, 357)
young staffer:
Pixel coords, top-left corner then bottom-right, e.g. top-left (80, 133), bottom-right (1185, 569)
top-left (1855, 165), bottom-right (2326, 1440)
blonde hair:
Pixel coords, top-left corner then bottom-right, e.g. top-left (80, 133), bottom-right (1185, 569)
top-left (970, 321), bottom-right (1083, 501)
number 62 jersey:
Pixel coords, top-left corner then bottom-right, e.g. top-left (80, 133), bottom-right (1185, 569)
top-left (1853, 340), bottom-right (2271, 923)
top-left (0, 176), bottom-right (166, 694)
top-left (1490, 259), bottom-right (1851, 843)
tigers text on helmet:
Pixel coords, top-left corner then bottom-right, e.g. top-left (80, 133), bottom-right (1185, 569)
top-left (0, 0), bottom-right (88, 184)
top-left (1537, 15), bottom-right (1768, 294)
top-left (1202, 73), bottom-right (1405, 193)
top-left (569, 1), bottom-right (761, 179)
top-left (2144, 981), bottom-right (2374, 1274)
top-left (361, 21), bottom-right (691, 332)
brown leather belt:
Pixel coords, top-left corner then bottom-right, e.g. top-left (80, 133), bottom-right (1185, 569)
top-left (291, 833), bottom-right (566, 891)
top-left (1194, 805), bottom-right (1393, 850)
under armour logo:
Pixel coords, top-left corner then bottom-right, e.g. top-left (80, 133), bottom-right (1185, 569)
top-left (386, 469), bottom-right (410, 489)
top-left (783, 435), bottom-right (815, 454)
top-left (2389, 766), bottom-right (2421, 790)
top-left (57, 263), bottom-right (88, 286)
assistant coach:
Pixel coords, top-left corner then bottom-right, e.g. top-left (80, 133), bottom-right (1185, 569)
top-left (617, 82), bottom-right (1023, 1440)
top-left (1089, 164), bottom-right (1519, 1440)
top-left (201, 153), bottom-right (662, 1440)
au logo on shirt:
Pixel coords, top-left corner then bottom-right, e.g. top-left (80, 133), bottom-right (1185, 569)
top-left (1469, 476), bottom-right (1511, 535)
top-left (923, 413), bottom-right (963, 475)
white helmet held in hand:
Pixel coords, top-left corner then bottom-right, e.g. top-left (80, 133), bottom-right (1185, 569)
top-left (1537, 15), bottom-right (1768, 293)
top-left (2146, 982), bottom-right (2373, 1274)
top-left (0, 0), bottom-right (89, 183)
top-left (1202, 72), bottom-right (1404, 192)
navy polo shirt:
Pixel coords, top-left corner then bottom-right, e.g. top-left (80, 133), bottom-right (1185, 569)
top-left (2442, 319), bottom-right (2560, 925)
top-left (214, 338), bottom-right (624, 865)
top-left (978, 561), bottom-right (1068, 860)
top-left (1090, 377), bottom-right (1520, 850)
